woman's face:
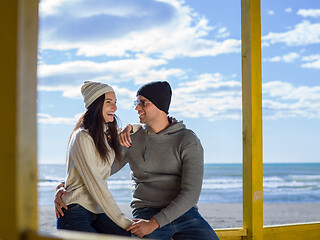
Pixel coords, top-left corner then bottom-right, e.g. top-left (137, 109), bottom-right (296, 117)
top-left (102, 92), bottom-right (117, 123)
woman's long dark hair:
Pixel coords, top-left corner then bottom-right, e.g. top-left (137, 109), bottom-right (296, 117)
top-left (70, 94), bottom-right (121, 163)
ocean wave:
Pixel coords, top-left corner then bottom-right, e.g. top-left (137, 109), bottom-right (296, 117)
top-left (202, 183), bottom-right (242, 189)
top-left (38, 176), bottom-right (65, 188)
top-left (263, 176), bottom-right (284, 182)
top-left (108, 180), bottom-right (133, 185)
top-left (263, 180), bottom-right (319, 189)
top-left (288, 175), bottom-right (320, 181)
top-left (37, 175), bottom-right (319, 192)
top-left (37, 163), bottom-right (320, 205)
top-left (203, 178), bottom-right (241, 184)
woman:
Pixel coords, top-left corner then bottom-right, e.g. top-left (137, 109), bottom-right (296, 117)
top-left (56, 81), bottom-right (133, 235)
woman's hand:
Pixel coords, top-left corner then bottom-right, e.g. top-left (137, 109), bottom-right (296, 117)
top-left (54, 183), bottom-right (69, 218)
top-left (118, 124), bottom-right (133, 148)
top-left (126, 217), bottom-right (159, 238)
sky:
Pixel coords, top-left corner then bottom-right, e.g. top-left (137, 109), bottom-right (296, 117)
top-left (37, 0), bottom-right (320, 164)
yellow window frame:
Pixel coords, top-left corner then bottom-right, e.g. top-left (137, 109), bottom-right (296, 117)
top-left (0, 0), bottom-right (319, 239)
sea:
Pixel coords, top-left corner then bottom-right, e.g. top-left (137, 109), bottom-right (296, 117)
top-left (38, 163), bottom-right (320, 206)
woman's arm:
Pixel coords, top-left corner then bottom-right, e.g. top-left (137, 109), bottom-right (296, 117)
top-left (70, 132), bottom-right (132, 229)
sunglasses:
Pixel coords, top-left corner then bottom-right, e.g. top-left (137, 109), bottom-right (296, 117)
top-left (134, 100), bottom-right (151, 108)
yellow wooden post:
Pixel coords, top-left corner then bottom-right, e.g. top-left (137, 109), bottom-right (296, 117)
top-left (2, 1), bottom-right (318, 240)
top-left (241, 0), bottom-right (263, 240)
top-left (0, 0), bottom-right (39, 239)
top-left (0, 2), bottom-right (19, 239)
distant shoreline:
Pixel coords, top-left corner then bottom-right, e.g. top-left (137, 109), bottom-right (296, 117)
top-left (38, 163), bottom-right (320, 205)
top-left (39, 203), bottom-right (320, 233)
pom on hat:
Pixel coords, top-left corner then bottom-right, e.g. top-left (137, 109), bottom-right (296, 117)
top-left (136, 81), bottom-right (172, 114)
top-left (81, 81), bottom-right (114, 108)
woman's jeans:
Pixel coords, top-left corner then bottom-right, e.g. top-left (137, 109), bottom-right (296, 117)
top-left (133, 207), bottom-right (220, 240)
top-left (56, 204), bottom-right (130, 236)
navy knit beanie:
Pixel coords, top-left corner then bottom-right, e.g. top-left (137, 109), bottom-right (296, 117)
top-left (136, 81), bottom-right (172, 114)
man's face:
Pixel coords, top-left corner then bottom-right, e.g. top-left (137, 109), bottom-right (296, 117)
top-left (135, 95), bottom-right (160, 124)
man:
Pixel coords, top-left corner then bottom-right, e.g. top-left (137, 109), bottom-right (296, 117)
top-left (56, 81), bottom-right (219, 240)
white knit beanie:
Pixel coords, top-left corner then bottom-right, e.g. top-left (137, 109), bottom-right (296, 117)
top-left (81, 81), bottom-right (114, 108)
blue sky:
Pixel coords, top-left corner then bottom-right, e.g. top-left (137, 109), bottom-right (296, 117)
top-left (37, 0), bottom-right (320, 164)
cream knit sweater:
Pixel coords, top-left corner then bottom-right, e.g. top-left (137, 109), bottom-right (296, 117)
top-left (62, 125), bottom-right (139, 229)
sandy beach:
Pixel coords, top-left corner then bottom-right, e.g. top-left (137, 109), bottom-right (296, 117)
top-left (39, 203), bottom-right (320, 233)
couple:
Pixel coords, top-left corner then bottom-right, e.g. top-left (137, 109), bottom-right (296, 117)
top-left (55, 80), bottom-right (219, 240)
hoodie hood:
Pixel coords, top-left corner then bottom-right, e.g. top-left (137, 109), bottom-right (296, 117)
top-left (141, 116), bottom-right (186, 136)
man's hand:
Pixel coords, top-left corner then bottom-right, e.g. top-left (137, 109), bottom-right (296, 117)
top-left (54, 183), bottom-right (69, 218)
top-left (126, 217), bottom-right (160, 238)
top-left (118, 124), bottom-right (133, 148)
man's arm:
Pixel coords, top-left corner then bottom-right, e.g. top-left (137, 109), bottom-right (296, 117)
top-left (126, 134), bottom-right (204, 236)
top-left (112, 123), bottom-right (141, 175)
top-left (110, 155), bottom-right (128, 176)
top-left (153, 138), bottom-right (204, 227)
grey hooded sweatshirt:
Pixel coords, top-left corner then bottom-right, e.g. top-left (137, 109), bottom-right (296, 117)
top-left (111, 118), bottom-right (204, 228)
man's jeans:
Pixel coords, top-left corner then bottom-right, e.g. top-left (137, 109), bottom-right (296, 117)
top-left (56, 204), bottom-right (131, 236)
top-left (133, 207), bottom-right (220, 240)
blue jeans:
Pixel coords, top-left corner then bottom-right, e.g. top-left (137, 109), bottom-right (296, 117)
top-left (56, 204), bottom-right (131, 236)
top-left (133, 207), bottom-right (220, 240)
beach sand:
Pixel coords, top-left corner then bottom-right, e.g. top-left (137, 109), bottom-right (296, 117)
top-left (39, 203), bottom-right (320, 233)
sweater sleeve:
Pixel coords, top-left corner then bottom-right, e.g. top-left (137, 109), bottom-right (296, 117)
top-left (71, 132), bottom-right (132, 229)
top-left (117, 123), bottom-right (142, 134)
top-left (131, 123), bottom-right (142, 133)
top-left (153, 140), bottom-right (204, 227)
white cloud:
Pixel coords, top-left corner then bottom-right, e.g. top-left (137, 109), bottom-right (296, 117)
top-left (38, 0), bottom-right (240, 59)
top-left (302, 54), bottom-right (320, 61)
top-left (282, 52), bottom-right (300, 62)
top-left (301, 54), bottom-right (320, 69)
top-left (297, 9), bottom-right (320, 18)
top-left (39, 0), bottom-right (68, 15)
top-left (38, 57), bottom-right (167, 78)
top-left (170, 73), bottom-right (242, 121)
top-left (38, 83), bottom-right (137, 110)
top-left (39, 72), bottom-right (243, 122)
top-left (216, 27), bottom-right (230, 39)
top-left (264, 82), bottom-right (309, 100)
top-left (268, 10), bottom-right (275, 15)
top-left (265, 56), bottom-right (281, 62)
top-left (38, 85), bottom-right (82, 98)
top-left (171, 77), bottom-right (320, 121)
top-left (262, 21), bottom-right (320, 46)
top-left (111, 85), bottom-right (136, 110)
top-left (38, 76), bottom-right (320, 123)
top-left (285, 8), bottom-right (292, 13)
top-left (38, 56), bottom-right (185, 86)
top-left (133, 68), bottom-right (185, 84)
top-left (262, 81), bottom-right (320, 119)
top-left (264, 52), bottom-right (300, 63)
top-left (40, 0), bottom-right (166, 18)
top-left (38, 113), bottom-right (81, 125)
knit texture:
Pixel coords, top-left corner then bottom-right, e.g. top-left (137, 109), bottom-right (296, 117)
top-left (63, 127), bottom-right (132, 229)
top-left (81, 81), bottom-right (114, 108)
top-left (111, 118), bottom-right (204, 227)
top-left (136, 81), bottom-right (172, 114)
